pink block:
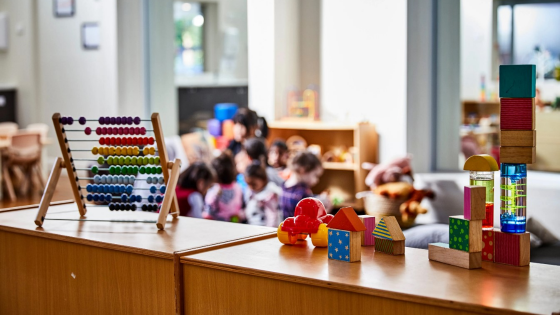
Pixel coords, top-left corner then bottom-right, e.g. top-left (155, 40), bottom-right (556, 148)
top-left (359, 215), bottom-right (376, 246)
top-left (464, 186), bottom-right (486, 221)
top-left (464, 187), bottom-right (472, 219)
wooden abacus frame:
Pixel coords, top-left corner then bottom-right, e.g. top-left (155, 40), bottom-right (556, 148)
top-left (34, 113), bottom-right (181, 230)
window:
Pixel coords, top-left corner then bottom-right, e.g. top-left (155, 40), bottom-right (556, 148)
top-left (497, 2), bottom-right (560, 79)
top-left (174, 2), bottom-right (205, 75)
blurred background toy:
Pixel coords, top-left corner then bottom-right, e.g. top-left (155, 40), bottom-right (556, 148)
top-left (356, 155), bottom-right (434, 228)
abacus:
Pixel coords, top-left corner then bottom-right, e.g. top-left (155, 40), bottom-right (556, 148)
top-left (34, 113), bottom-right (181, 230)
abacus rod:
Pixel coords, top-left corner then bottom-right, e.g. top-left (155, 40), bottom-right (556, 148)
top-left (44, 218), bottom-right (158, 223)
top-left (69, 149), bottom-right (159, 152)
top-left (78, 177), bottom-right (158, 181)
top-left (66, 140), bottom-right (99, 142)
top-left (85, 204), bottom-right (160, 207)
top-left (72, 159), bottom-right (98, 161)
top-left (81, 187), bottom-right (164, 191)
top-left (64, 129), bottom-right (155, 132)
top-left (78, 119), bottom-right (152, 121)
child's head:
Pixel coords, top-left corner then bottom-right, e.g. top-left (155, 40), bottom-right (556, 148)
top-left (232, 108), bottom-right (258, 142)
top-left (179, 162), bottom-right (214, 195)
top-left (268, 140), bottom-right (289, 168)
top-left (244, 161), bottom-right (268, 192)
top-left (212, 152), bottom-right (237, 185)
top-left (290, 151), bottom-right (323, 187)
top-left (245, 138), bottom-right (267, 162)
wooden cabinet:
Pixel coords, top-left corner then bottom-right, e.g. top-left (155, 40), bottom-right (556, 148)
top-left (268, 121), bottom-right (378, 209)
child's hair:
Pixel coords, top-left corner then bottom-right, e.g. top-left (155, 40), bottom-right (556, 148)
top-left (233, 108), bottom-right (258, 133)
top-left (245, 138), bottom-right (268, 162)
top-left (271, 140), bottom-right (288, 154)
top-left (179, 162), bottom-right (214, 190)
top-left (245, 161), bottom-right (268, 182)
top-left (291, 151), bottom-right (322, 173)
top-left (212, 152), bottom-right (237, 184)
top-left (255, 116), bottom-right (269, 138)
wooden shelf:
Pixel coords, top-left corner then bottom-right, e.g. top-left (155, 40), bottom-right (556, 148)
top-left (268, 120), bottom-right (362, 131)
top-left (268, 121), bottom-right (378, 209)
top-left (322, 162), bottom-right (356, 171)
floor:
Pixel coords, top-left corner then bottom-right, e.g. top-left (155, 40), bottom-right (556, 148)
top-left (0, 174), bottom-right (74, 209)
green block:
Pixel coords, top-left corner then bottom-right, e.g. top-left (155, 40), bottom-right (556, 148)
top-left (449, 216), bottom-right (470, 252)
top-left (499, 65), bottom-right (536, 98)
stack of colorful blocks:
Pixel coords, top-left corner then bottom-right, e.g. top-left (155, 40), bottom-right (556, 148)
top-left (428, 186), bottom-right (485, 269)
top-left (498, 65), bottom-right (536, 165)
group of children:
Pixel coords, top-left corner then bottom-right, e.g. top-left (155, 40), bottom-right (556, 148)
top-left (175, 109), bottom-right (327, 227)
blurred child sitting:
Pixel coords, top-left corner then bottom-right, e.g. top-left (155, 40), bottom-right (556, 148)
top-left (227, 108), bottom-right (257, 156)
top-left (237, 138), bottom-right (284, 189)
top-left (205, 153), bottom-right (245, 222)
top-left (176, 162), bottom-right (214, 218)
top-left (280, 151), bottom-right (329, 219)
top-left (244, 161), bottom-right (282, 227)
top-left (268, 140), bottom-right (290, 180)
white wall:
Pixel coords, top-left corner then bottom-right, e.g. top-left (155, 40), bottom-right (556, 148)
top-left (247, 0), bottom-right (275, 121)
top-left (36, 0), bottom-right (118, 126)
top-left (321, 0), bottom-right (407, 163)
top-left (460, 0), bottom-right (493, 101)
top-left (0, 0), bottom-right (38, 127)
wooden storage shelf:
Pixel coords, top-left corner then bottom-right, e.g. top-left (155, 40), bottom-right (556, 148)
top-left (322, 162), bottom-right (356, 171)
top-left (268, 121), bottom-right (378, 209)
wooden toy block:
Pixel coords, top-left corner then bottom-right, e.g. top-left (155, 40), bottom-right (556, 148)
top-left (499, 146), bottom-right (536, 164)
top-left (327, 207), bottom-right (366, 232)
top-left (500, 130), bottom-right (536, 147)
top-left (372, 216), bottom-right (405, 241)
top-left (375, 237), bottom-right (405, 255)
top-left (464, 186), bottom-right (486, 221)
top-left (372, 217), bottom-right (406, 255)
top-left (358, 215), bottom-right (375, 246)
top-left (449, 215), bottom-right (482, 253)
top-left (328, 228), bottom-right (361, 262)
top-left (500, 98), bottom-right (535, 130)
top-left (428, 243), bottom-right (482, 269)
top-left (482, 230), bottom-right (495, 262)
top-left (499, 65), bottom-right (536, 98)
top-left (494, 230), bottom-right (530, 266)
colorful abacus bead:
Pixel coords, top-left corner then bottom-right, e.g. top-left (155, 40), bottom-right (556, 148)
top-left (79, 117), bottom-right (86, 125)
top-left (148, 195), bottom-right (154, 203)
top-left (160, 185), bottom-right (166, 193)
top-left (97, 157), bottom-right (105, 165)
top-left (155, 195), bottom-right (163, 203)
top-left (85, 127), bottom-right (92, 135)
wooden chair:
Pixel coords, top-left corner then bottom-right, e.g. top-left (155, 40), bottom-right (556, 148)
top-left (2, 132), bottom-right (44, 200)
top-left (0, 122), bottom-right (19, 200)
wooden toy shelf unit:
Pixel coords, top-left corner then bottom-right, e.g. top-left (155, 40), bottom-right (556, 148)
top-left (34, 113), bottom-right (181, 230)
top-left (268, 121), bottom-right (378, 209)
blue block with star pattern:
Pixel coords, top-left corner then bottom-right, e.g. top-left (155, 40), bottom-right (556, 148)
top-left (328, 228), bottom-right (361, 262)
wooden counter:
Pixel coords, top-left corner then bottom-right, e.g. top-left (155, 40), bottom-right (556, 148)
top-left (0, 202), bottom-right (276, 314)
top-left (180, 237), bottom-right (560, 315)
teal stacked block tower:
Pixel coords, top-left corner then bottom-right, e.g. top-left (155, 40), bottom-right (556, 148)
top-left (499, 65), bottom-right (536, 233)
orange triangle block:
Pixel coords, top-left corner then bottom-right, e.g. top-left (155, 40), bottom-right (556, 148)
top-left (327, 207), bottom-right (366, 232)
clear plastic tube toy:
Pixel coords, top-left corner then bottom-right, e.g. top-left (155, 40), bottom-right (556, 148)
top-left (469, 171), bottom-right (494, 230)
top-left (500, 163), bottom-right (527, 233)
